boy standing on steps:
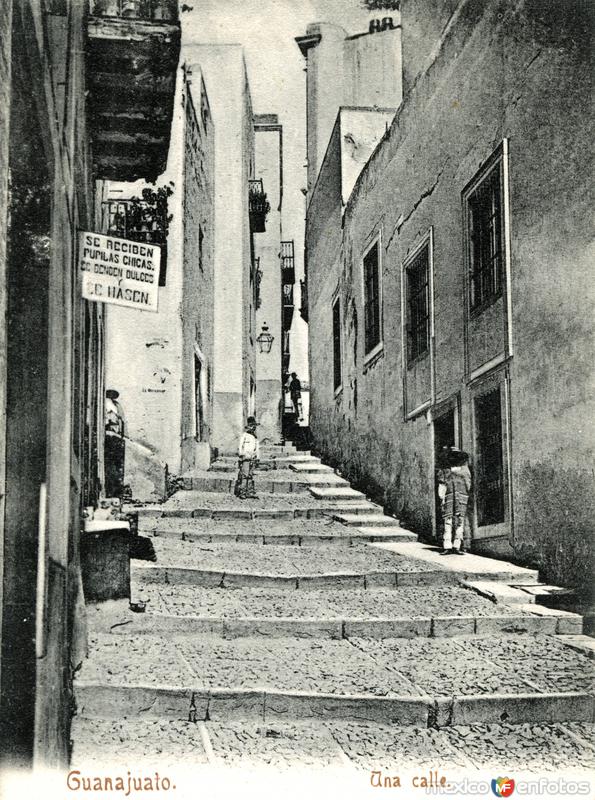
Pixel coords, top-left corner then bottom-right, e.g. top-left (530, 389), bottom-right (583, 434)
top-left (235, 416), bottom-right (260, 499)
top-left (439, 447), bottom-right (472, 555)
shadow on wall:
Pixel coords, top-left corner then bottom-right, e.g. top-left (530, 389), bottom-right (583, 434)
top-left (124, 438), bottom-right (167, 503)
top-left (514, 463), bottom-right (595, 597)
top-left (310, 408), bottom-right (433, 534)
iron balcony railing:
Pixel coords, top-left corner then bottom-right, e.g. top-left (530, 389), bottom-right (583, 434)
top-left (249, 179), bottom-right (270, 232)
top-left (102, 199), bottom-right (168, 284)
top-left (280, 240), bottom-right (295, 283)
top-left (91, 0), bottom-right (178, 20)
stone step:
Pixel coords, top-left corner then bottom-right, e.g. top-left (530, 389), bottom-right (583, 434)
top-left (309, 486), bottom-right (366, 501)
top-left (289, 463), bottom-right (334, 474)
top-left (138, 518), bottom-right (414, 546)
top-left (369, 542), bottom-right (540, 584)
top-left (131, 538), bottom-right (545, 589)
top-left (89, 585), bottom-right (581, 639)
top-left (75, 632), bottom-right (595, 726)
top-left (70, 716), bottom-right (595, 774)
top-left (185, 471), bottom-right (349, 495)
top-left (210, 455), bottom-right (322, 472)
top-left (463, 580), bottom-right (542, 605)
top-left (333, 513), bottom-right (401, 527)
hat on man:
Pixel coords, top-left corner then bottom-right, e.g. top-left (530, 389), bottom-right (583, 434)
top-left (448, 447), bottom-right (469, 467)
top-left (106, 389), bottom-right (120, 400)
top-left (246, 416), bottom-right (259, 427)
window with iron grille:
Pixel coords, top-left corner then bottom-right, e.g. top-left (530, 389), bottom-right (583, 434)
top-left (466, 163), bottom-right (503, 312)
top-left (363, 240), bottom-right (381, 355)
top-left (332, 296), bottom-right (342, 391)
top-left (475, 386), bottom-right (505, 526)
top-left (406, 244), bottom-right (430, 364)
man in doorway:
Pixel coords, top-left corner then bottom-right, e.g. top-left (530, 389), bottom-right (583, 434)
top-left (438, 447), bottom-right (471, 555)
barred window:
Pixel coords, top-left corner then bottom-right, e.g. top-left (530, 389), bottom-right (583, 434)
top-left (363, 241), bottom-right (381, 355)
top-left (466, 164), bottom-right (503, 312)
top-left (475, 386), bottom-right (505, 526)
top-left (332, 297), bottom-right (342, 391)
top-left (406, 245), bottom-right (430, 364)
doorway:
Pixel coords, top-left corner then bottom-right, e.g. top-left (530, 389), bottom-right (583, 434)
top-left (194, 354), bottom-right (204, 440)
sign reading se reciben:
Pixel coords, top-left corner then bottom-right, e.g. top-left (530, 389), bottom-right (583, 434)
top-left (79, 231), bottom-right (161, 312)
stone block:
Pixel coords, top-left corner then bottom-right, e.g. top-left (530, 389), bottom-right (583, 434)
top-left (163, 509), bottom-right (193, 518)
top-left (365, 572), bottom-right (397, 588)
top-left (212, 508), bottom-right (253, 520)
top-left (163, 568), bottom-right (224, 588)
top-left (451, 692), bottom-right (595, 726)
top-left (221, 573), bottom-right (298, 589)
top-left (222, 619), bottom-right (342, 639)
top-left (344, 618), bottom-right (431, 639)
top-left (207, 690), bottom-right (266, 721)
top-left (263, 691), bottom-right (430, 725)
top-left (297, 574), bottom-right (365, 590)
top-left (475, 615), bottom-right (557, 635)
top-left (432, 616), bottom-right (476, 637)
top-left (255, 509), bottom-right (295, 520)
top-left (75, 684), bottom-right (199, 720)
top-left (263, 535), bottom-right (300, 545)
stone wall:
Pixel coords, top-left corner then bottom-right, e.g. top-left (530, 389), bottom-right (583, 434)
top-left (180, 70), bottom-right (215, 473)
top-left (307, 0), bottom-right (594, 591)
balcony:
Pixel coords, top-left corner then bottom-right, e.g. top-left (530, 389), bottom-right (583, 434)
top-left (249, 179), bottom-right (270, 233)
top-left (300, 278), bottom-right (309, 323)
top-left (280, 240), bottom-right (295, 284)
top-left (86, 1), bottom-right (181, 182)
top-left (282, 282), bottom-right (294, 329)
top-left (102, 193), bottom-right (168, 284)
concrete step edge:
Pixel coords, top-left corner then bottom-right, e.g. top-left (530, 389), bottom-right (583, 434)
top-left (91, 611), bottom-right (580, 638)
top-left (74, 683), bottom-right (595, 726)
top-left (131, 564), bottom-right (527, 589)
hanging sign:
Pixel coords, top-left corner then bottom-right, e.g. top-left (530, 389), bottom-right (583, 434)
top-left (79, 231), bottom-right (161, 312)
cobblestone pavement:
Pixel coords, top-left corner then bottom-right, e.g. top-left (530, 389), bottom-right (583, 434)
top-left (79, 632), bottom-right (593, 699)
top-left (70, 718), bottom-right (209, 768)
top-left (141, 517), bottom-right (381, 541)
top-left (74, 446), bottom-right (595, 778)
top-left (131, 583), bottom-right (527, 620)
top-left (157, 490), bottom-right (372, 513)
top-left (139, 540), bottom-right (438, 575)
top-left (350, 635), bottom-right (595, 696)
top-left (70, 717), bottom-right (594, 773)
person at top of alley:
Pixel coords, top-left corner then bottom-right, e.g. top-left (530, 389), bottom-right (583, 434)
top-left (286, 372), bottom-right (303, 421)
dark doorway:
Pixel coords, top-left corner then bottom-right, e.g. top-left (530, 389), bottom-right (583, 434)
top-left (475, 386), bottom-right (505, 526)
top-left (194, 355), bottom-right (204, 440)
top-left (0, 29), bottom-right (52, 766)
top-left (433, 408), bottom-right (456, 538)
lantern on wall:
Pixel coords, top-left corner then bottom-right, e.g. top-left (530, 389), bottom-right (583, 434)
top-left (256, 323), bottom-right (274, 354)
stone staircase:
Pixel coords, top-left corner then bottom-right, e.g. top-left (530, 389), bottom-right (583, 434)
top-left (71, 443), bottom-right (595, 778)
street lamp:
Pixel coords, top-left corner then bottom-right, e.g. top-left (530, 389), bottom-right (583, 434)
top-left (256, 322), bottom-right (274, 354)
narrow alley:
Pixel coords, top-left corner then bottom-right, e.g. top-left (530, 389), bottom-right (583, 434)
top-left (71, 445), bottom-right (595, 786)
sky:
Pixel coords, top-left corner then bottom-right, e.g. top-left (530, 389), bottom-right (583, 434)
top-left (182, 0), bottom-right (376, 380)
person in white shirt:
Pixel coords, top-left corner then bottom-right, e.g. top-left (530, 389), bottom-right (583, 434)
top-left (235, 416), bottom-right (260, 499)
